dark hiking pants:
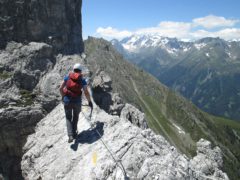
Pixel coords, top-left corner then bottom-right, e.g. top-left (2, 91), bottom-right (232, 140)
top-left (64, 103), bottom-right (81, 137)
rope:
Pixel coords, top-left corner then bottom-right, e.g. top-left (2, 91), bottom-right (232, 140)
top-left (81, 107), bottom-right (129, 180)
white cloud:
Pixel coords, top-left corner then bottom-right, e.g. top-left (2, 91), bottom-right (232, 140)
top-left (214, 28), bottom-right (240, 40)
top-left (190, 29), bottom-right (214, 39)
top-left (193, 15), bottom-right (239, 29)
top-left (159, 21), bottom-right (192, 30)
top-left (95, 15), bottom-right (240, 41)
top-left (135, 21), bottom-right (191, 39)
top-left (96, 27), bottom-right (132, 39)
top-left (191, 28), bottom-right (240, 40)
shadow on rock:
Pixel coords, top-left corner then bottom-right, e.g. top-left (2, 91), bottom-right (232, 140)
top-left (70, 121), bottom-right (104, 151)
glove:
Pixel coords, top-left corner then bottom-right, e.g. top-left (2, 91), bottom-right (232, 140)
top-left (88, 101), bottom-right (93, 109)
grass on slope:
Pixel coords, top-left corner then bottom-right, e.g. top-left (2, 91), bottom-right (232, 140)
top-left (210, 115), bottom-right (240, 179)
top-left (142, 95), bottom-right (196, 155)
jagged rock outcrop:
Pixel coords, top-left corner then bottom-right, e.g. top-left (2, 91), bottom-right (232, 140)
top-left (121, 103), bottom-right (148, 129)
top-left (0, 0), bottom-right (84, 53)
top-left (92, 71), bottom-right (124, 115)
top-left (21, 103), bottom-right (228, 179)
top-left (189, 139), bottom-right (228, 179)
top-left (0, 41), bottom-right (54, 107)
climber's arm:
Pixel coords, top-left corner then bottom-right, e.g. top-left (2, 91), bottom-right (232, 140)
top-left (83, 85), bottom-right (91, 103)
top-left (59, 81), bottom-right (65, 97)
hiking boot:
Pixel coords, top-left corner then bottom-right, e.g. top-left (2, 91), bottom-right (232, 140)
top-left (68, 136), bottom-right (74, 143)
top-left (73, 133), bottom-right (77, 139)
top-left (73, 131), bottom-right (78, 139)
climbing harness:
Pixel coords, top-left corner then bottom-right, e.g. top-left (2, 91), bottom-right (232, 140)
top-left (81, 105), bottom-right (129, 180)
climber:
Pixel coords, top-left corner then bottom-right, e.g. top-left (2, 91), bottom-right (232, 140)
top-left (60, 63), bottom-right (93, 143)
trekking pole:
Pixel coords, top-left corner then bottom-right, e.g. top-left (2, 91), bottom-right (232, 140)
top-left (82, 106), bottom-right (129, 180)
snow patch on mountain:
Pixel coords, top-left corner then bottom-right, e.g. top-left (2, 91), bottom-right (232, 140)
top-left (173, 123), bottom-right (185, 134)
top-left (166, 48), bottom-right (179, 54)
top-left (225, 50), bottom-right (237, 60)
top-left (115, 35), bottom-right (195, 54)
top-left (194, 43), bottom-right (207, 50)
top-left (121, 34), bottom-right (171, 51)
top-left (122, 43), bottom-right (137, 52)
top-left (183, 47), bottom-right (191, 52)
top-left (120, 35), bottom-right (183, 54)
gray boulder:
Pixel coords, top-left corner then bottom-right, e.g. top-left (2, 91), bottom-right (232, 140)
top-left (109, 93), bottom-right (125, 115)
top-left (189, 139), bottom-right (228, 179)
top-left (92, 71), bottom-right (112, 92)
top-left (121, 103), bottom-right (148, 129)
top-left (92, 71), bottom-right (124, 115)
top-left (13, 69), bottom-right (41, 91)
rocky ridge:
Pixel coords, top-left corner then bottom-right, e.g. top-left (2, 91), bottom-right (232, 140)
top-left (18, 51), bottom-right (227, 179)
top-left (21, 98), bottom-right (228, 179)
top-left (0, 38), bottom-right (148, 179)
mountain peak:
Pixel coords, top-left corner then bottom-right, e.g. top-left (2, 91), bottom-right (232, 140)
top-left (119, 34), bottom-right (179, 52)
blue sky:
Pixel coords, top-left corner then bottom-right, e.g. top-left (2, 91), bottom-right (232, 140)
top-left (82, 0), bottom-right (240, 41)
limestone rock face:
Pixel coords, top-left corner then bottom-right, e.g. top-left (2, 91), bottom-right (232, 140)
top-left (21, 104), bottom-right (228, 180)
top-left (0, 0), bottom-right (84, 53)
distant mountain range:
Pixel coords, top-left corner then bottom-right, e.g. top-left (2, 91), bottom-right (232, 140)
top-left (111, 35), bottom-right (240, 121)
